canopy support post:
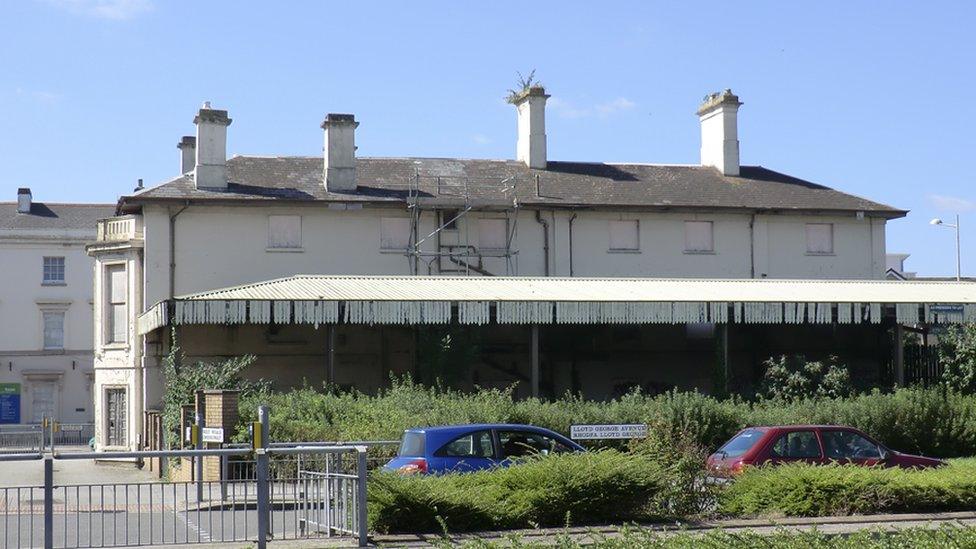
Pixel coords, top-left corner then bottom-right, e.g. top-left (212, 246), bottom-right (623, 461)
top-left (531, 324), bottom-right (540, 398)
top-left (894, 323), bottom-right (905, 387)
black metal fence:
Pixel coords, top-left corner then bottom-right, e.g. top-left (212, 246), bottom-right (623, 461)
top-left (904, 344), bottom-right (943, 386)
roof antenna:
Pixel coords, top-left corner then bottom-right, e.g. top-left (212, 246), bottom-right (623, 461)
top-left (134, 178), bottom-right (144, 192)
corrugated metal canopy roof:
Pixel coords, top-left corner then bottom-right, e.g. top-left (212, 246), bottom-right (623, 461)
top-left (176, 275), bottom-right (976, 304)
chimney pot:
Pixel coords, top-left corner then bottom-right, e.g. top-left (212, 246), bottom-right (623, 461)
top-left (16, 188), bottom-right (32, 214)
top-left (177, 135), bottom-right (196, 174)
top-left (321, 113), bottom-right (359, 192)
top-left (514, 86), bottom-right (549, 169)
top-left (698, 89), bottom-right (742, 176)
top-left (193, 104), bottom-right (232, 189)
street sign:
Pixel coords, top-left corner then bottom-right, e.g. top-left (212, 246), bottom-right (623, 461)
top-left (570, 424), bottom-right (647, 440)
top-left (202, 427), bottom-right (225, 443)
top-left (61, 424), bottom-right (84, 432)
top-left (930, 304), bottom-right (964, 314)
top-left (0, 383), bottom-right (21, 424)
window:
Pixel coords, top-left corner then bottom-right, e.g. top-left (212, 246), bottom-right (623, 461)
top-left (380, 217), bottom-right (411, 250)
top-left (478, 219), bottom-right (507, 250)
top-left (769, 431), bottom-right (822, 459)
top-left (43, 312), bottom-right (64, 350)
top-left (105, 388), bottom-right (127, 447)
top-left (684, 221), bottom-right (714, 252)
top-left (717, 428), bottom-right (765, 458)
top-left (609, 220), bottom-right (639, 251)
top-left (435, 431), bottom-right (493, 458)
top-left (806, 223), bottom-right (834, 254)
top-left (105, 265), bottom-right (127, 344)
top-left (268, 215), bottom-right (302, 249)
top-left (441, 209), bottom-right (459, 230)
top-left (43, 257), bottom-right (65, 284)
top-left (498, 430), bottom-right (573, 458)
top-left (822, 430), bottom-right (882, 460)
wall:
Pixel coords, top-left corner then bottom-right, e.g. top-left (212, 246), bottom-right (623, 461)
top-left (0, 231), bottom-right (96, 423)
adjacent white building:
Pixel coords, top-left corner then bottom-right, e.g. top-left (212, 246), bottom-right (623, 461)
top-left (87, 87), bottom-right (936, 451)
top-left (0, 189), bottom-right (114, 426)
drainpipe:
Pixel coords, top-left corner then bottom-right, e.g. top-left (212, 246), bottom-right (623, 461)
top-left (535, 210), bottom-right (550, 276)
top-left (568, 212), bottom-right (578, 277)
top-left (169, 203), bottom-right (189, 298)
top-left (749, 213), bottom-right (756, 278)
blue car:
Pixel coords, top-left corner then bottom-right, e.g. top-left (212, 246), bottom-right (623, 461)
top-left (384, 424), bottom-right (584, 474)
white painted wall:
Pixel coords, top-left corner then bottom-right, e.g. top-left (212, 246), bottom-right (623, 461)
top-left (0, 230), bottom-right (96, 424)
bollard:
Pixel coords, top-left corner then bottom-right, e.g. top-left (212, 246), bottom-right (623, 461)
top-left (256, 405), bottom-right (270, 549)
top-left (44, 455), bottom-right (53, 549)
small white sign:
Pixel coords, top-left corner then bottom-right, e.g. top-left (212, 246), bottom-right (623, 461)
top-left (571, 424), bottom-right (647, 440)
top-left (60, 425), bottom-right (84, 432)
top-left (201, 427), bottom-right (225, 443)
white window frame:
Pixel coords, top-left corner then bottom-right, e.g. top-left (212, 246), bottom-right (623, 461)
top-left (42, 256), bottom-right (65, 285)
top-left (267, 215), bottom-right (303, 251)
top-left (805, 223), bottom-right (834, 255)
top-left (608, 220), bottom-right (640, 252)
top-left (104, 263), bottom-right (128, 346)
top-left (478, 218), bottom-right (508, 251)
top-left (684, 221), bottom-right (714, 253)
top-left (380, 217), bottom-right (412, 252)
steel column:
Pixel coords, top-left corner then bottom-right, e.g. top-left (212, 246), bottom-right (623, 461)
top-left (531, 324), bottom-right (540, 397)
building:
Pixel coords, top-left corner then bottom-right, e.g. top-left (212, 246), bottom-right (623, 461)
top-left (0, 189), bottom-right (114, 425)
top-left (86, 88), bottom-right (976, 451)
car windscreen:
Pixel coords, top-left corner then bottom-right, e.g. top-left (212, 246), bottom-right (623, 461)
top-left (398, 431), bottom-right (425, 457)
top-left (717, 428), bottom-right (764, 457)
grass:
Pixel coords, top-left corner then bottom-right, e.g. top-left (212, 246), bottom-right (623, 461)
top-left (719, 458), bottom-right (976, 517)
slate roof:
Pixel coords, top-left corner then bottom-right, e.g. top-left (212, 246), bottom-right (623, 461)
top-left (121, 156), bottom-right (906, 218)
top-left (0, 202), bottom-right (115, 231)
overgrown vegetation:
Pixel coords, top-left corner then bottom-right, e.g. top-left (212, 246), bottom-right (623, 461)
top-left (369, 450), bottom-right (668, 533)
top-left (719, 458), bottom-right (976, 517)
top-left (239, 377), bottom-right (976, 458)
top-left (758, 354), bottom-right (853, 401)
top-left (939, 323), bottom-right (976, 393)
top-left (505, 69), bottom-right (541, 104)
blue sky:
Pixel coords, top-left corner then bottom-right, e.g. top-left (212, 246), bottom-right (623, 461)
top-left (1, 1), bottom-right (973, 276)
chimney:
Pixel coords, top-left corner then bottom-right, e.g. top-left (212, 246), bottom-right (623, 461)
top-left (697, 89), bottom-right (742, 176)
top-left (177, 135), bottom-right (196, 174)
top-left (321, 113), bottom-right (359, 192)
top-left (514, 86), bottom-right (549, 169)
top-left (16, 188), bottom-right (32, 213)
top-left (193, 102), bottom-right (232, 189)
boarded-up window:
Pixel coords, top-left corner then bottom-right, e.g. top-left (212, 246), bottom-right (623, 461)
top-left (609, 220), bottom-right (639, 251)
top-left (478, 219), bottom-right (508, 250)
top-left (380, 217), bottom-right (411, 250)
top-left (105, 265), bottom-right (127, 344)
top-left (268, 215), bottom-right (302, 249)
top-left (684, 221), bottom-right (714, 252)
top-left (43, 311), bottom-right (64, 349)
top-left (806, 223), bottom-right (834, 254)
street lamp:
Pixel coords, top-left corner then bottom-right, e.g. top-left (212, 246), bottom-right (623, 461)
top-left (930, 214), bottom-right (961, 281)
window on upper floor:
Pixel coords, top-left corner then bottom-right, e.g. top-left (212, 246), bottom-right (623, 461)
top-left (42, 256), bottom-right (65, 285)
top-left (684, 221), bottom-right (714, 253)
top-left (609, 220), bottom-right (640, 252)
top-left (441, 209), bottom-right (459, 230)
top-left (478, 218), bottom-right (508, 250)
top-left (105, 264), bottom-right (127, 345)
top-left (806, 223), bottom-right (834, 254)
top-left (42, 311), bottom-right (65, 350)
top-left (268, 215), bottom-right (302, 249)
top-left (380, 217), bottom-right (412, 251)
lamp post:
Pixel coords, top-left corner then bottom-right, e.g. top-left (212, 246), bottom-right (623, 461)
top-left (930, 214), bottom-right (961, 281)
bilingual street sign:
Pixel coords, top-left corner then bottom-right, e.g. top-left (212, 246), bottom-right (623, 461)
top-left (201, 427), bottom-right (225, 443)
top-left (0, 383), bottom-right (21, 424)
top-left (570, 424), bottom-right (647, 440)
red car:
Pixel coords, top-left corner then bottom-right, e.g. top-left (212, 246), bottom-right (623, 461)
top-left (707, 425), bottom-right (945, 477)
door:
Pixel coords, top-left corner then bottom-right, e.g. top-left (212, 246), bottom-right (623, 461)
top-left (496, 428), bottom-right (576, 464)
top-left (105, 388), bottom-right (127, 447)
top-left (821, 430), bottom-right (884, 466)
top-left (30, 381), bottom-right (57, 423)
top-left (764, 430), bottom-right (824, 465)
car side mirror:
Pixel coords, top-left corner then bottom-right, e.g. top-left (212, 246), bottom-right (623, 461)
top-left (879, 448), bottom-right (890, 461)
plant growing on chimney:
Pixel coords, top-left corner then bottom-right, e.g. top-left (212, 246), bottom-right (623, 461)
top-left (505, 70), bottom-right (541, 104)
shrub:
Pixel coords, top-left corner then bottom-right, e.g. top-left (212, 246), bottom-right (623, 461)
top-left (939, 323), bottom-right (976, 393)
top-left (368, 450), bottom-right (668, 533)
top-left (719, 459), bottom-right (976, 517)
top-left (758, 354), bottom-right (853, 401)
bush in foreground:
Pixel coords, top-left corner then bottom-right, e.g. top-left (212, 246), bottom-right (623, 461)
top-left (368, 450), bottom-right (668, 533)
top-left (719, 458), bottom-right (976, 517)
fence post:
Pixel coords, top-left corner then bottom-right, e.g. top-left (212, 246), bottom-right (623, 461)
top-left (44, 455), bottom-right (53, 549)
top-left (256, 405), bottom-right (270, 549)
top-left (356, 447), bottom-right (367, 547)
top-left (195, 411), bottom-right (204, 502)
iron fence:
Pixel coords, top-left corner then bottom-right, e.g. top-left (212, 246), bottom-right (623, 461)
top-left (0, 422), bottom-right (94, 454)
top-left (0, 425), bottom-right (44, 454)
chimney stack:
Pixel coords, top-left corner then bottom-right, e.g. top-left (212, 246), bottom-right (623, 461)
top-left (321, 113), bottom-right (359, 192)
top-left (698, 89), bottom-right (742, 176)
top-left (193, 102), bottom-right (232, 189)
top-left (177, 135), bottom-right (196, 174)
top-left (16, 188), bottom-right (32, 213)
top-left (514, 86), bottom-right (549, 169)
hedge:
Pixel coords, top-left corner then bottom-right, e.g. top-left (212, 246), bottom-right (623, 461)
top-left (238, 378), bottom-right (976, 458)
top-left (368, 450), bottom-right (668, 533)
top-left (719, 458), bottom-right (976, 517)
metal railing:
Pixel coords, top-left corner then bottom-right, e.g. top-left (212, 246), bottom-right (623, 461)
top-left (0, 445), bottom-right (369, 548)
top-left (0, 422), bottom-right (94, 454)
